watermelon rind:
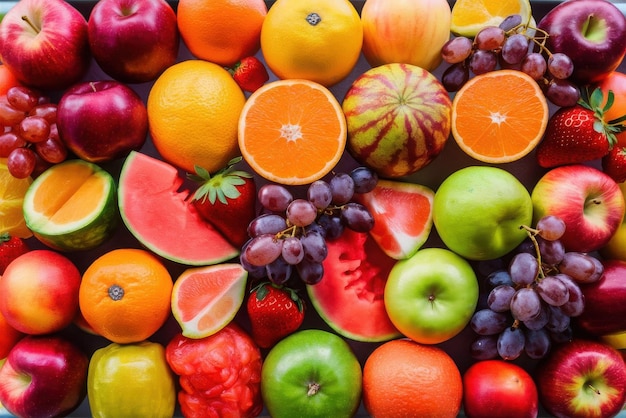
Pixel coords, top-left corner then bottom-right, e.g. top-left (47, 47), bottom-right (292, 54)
top-left (118, 151), bottom-right (239, 266)
top-left (307, 229), bottom-right (402, 343)
top-left (171, 263), bottom-right (248, 339)
top-left (23, 160), bottom-right (119, 252)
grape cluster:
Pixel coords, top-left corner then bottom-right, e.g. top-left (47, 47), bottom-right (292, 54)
top-left (240, 166), bottom-right (378, 285)
top-left (470, 215), bottom-right (602, 361)
top-left (0, 86), bottom-right (66, 179)
top-left (440, 14), bottom-right (580, 107)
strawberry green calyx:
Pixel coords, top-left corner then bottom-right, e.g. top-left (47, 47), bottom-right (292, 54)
top-left (189, 156), bottom-right (253, 205)
top-left (579, 88), bottom-right (626, 149)
top-left (0, 232), bottom-right (12, 243)
top-left (251, 282), bottom-right (304, 313)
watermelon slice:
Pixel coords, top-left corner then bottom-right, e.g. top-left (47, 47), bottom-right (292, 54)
top-left (354, 179), bottom-right (435, 260)
top-left (307, 228), bottom-right (401, 342)
top-left (118, 151), bottom-right (239, 265)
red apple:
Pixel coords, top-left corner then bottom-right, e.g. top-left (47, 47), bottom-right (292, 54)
top-left (57, 80), bottom-right (148, 163)
top-left (575, 259), bottom-right (626, 336)
top-left (88, 0), bottom-right (179, 84)
top-left (0, 250), bottom-right (81, 335)
top-left (531, 165), bottom-right (626, 253)
top-left (537, 339), bottom-right (626, 418)
top-left (0, 0), bottom-right (91, 91)
top-left (462, 359), bottom-right (539, 418)
top-left (537, 0), bottom-right (626, 84)
top-left (0, 335), bottom-right (88, 418)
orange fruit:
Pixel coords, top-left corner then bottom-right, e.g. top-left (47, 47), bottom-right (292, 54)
top-left (79, 248), bottom-right (173, 344)
top-left (238, 79), bottom-right (346, 185)
top-left (260, 0), bottom-right (363, 87)
top-left (0, 64), bottom-right (22, 96)
top-left (363, 339), bottom-right (463, 418)
top-left (597, 71), bottom-right (626, 147)
top-left (147, 60), bottom-right (246, 174)
top-left (171, 263), bottom-right (248, 339)
top-left (0, 158), bottom-right (32, 238)
top-left (451, 69), bottom-right (549, 164)
top-left (177, 0), bottom-right (267, 66)
top-left (450, 0), bottom-right (532, 37)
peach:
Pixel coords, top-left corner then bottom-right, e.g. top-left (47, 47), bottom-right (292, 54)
top-left (0, 250), bottom-right (81, 335)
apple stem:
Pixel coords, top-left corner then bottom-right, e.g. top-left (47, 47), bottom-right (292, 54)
top-left (21, 15), bottom-right (41, 34)
top-left (89, 82), bottom-right (98, 93)
top-left (587, 383), bottom-right (601, 395)
top-left (307, 382), bottom-right (320, 397)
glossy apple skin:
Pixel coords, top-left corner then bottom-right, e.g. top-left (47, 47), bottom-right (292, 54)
top-left (462, 360), bottom-right (538, 418)
top-left (0, 250), bottom-right (81, 335)
top-left (57, 80), bottom-right (148, 163)
top-left (88, 0), bottom-right (179, 84)
top-left (360, 0), bottom-right (451, 71)
top-left (384, 247), bottom-right (479, 344)
top-left (0, 0), bottom-right (90, 91)
top-left (538, 0), bottom-right (626, 84)
top-left (531, 165), bottom-right (626, 253)
top-left (433, 166), bottom-right (533, 261)
top-left (0, 335), bottom-right (88, 418)
top-left (537, 339), bottom-right (626, 418)
top-left (261, 329), bottom-right (362, 418)
top-left (575, 259), bottom-right (626, 336)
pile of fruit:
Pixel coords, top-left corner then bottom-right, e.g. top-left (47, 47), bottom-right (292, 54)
top-left (1, 0), bottom-right (626, 417)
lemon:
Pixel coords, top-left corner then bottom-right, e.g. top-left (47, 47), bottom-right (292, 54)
top-left (0, 158), bottom-right (32, 238)
top-left (450, 0), bottom-right (532, 37)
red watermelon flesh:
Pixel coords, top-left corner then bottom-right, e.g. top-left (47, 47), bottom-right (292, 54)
top-left (118, 151), bottom-right (239, 266)
top-left (307, 228), bottom-right (401, 342)
top-left (353, 179), bottom-right (434, 260)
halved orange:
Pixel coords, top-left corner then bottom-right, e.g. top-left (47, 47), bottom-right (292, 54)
top-left (238, 79), bottom-right (347, 185)
top-left (0, 158), bottom-right (32, 238)
top-left (451, 70), bottom-right (549, 164)
top-left (171, 263), bottom-right (248, 339)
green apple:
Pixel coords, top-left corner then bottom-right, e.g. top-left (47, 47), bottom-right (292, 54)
top-left (384, 247), bottom-right (479, 344)
top-left (433, 166), bottom-right (533, 260)
top-left (261, 329), bottom-right (362, 418)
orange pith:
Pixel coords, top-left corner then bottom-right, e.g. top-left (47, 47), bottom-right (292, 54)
top-left (451, 69), bottom-right (549, 163)
top-left (238, 79), bottom-right (346, 185)
top-left (79, 249), bottom-right (173, 344)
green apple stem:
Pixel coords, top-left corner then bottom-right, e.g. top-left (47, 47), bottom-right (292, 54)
top-left (307, 382), bottom-right (320, 397)
top-left (587, 382), bottom-right (602, 395)
top-left (21, 15), bottom-right (41, 34)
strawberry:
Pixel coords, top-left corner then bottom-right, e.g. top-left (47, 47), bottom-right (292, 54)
top-left (229, 56), bottom-right (269, 93)
top-left (247, 282), bottom-right (305, 348)
top-left (0, 232), bottom-right (29, 274)
top-left (536, 88), bottom-right (626, 168)
top-left (602, 145), bottom-right (626, 184)
top-left (189, 157), bottom-right (256, 248)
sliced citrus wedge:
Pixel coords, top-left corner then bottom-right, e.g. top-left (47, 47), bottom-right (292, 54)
top-left (171, 263), bottom-right (248, 339)
top-left (450, 0), bottom-right (532, 37)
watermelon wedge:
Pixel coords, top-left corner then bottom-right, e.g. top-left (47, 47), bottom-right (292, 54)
top-left (118, 151), bottom-right (239, 265)
top-left (308, 228), bottom-right (401, 342)
top-left (354, 179), bottom-right (435, 260)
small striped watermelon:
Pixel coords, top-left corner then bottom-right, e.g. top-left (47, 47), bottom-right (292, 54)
top-left (354, 179), bottom-right (435, 260)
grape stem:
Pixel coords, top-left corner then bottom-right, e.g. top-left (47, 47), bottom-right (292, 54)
top-left (519, 224), bottom-right (547, 280)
